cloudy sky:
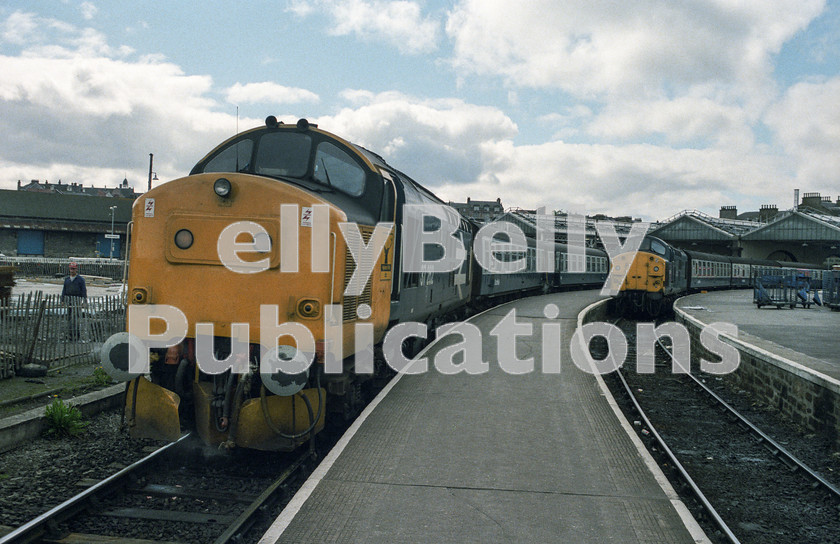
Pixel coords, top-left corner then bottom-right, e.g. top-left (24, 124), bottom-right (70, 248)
top-left (1, 1), bottom-right (838, 220)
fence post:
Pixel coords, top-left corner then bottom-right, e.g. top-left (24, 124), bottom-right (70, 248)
top-left (24, 299), bottom-right (47, 366)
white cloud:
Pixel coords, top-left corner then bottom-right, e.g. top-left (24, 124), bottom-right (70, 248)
top-left (80, 2), bottom-right (98, 21)
top-left (0, 12), bottom-right (233, 191)
top-left (0, 6), bottom-right (831, 223)
top-left (315, 91), bottom-right (517, 186)
top-left (290, 0), bottom-right (440, 54)
top-left (225, 82), bottom-right (320, 105)
top-left (291, 91), bottom-right (781, 220)
top-left (445, 0), bottom-right (825, 100)
top-left (432, 140), bottom-right (792, 220)
top-left (1, 11), bottom-right (39, 45)
top-left (586, 95), bottom-right (754, 149)
top-left (765, 77), bottom-right (840, 190)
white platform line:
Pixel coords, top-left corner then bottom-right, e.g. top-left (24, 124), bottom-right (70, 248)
top-left (578, 300), bottom-right (710, 544)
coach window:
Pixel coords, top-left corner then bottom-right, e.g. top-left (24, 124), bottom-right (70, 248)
top-left (313, 142), bottom-right (366, 196)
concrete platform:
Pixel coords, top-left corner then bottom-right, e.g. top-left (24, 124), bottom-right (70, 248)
top-left (676, 289), bottom-right (840, 381)
top-left (261, 290), bottom-right (707, 543)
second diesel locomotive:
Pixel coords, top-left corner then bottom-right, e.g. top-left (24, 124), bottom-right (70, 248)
top-left (611, 235), bottom-right (824, 316)
top-left (101, 117), bottom-right (609, 451)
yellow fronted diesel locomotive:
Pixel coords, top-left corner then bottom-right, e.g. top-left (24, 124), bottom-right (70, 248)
top-left (609, 236), bottom-right (686, 317)
top-left (611, 235), bottom-right (824, 317)
top-left (102, 118), bottom-right (433, 451)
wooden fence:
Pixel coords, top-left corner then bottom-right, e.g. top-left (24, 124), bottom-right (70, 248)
top-left (0, 292), bottom-right (126, 378)
top-left (0, 257), bottom-right (126, 281)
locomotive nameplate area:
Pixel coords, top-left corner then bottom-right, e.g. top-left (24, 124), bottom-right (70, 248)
top-left (164, 214), bottom-right (281, 267)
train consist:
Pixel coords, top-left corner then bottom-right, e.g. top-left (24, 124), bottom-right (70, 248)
top-left (610, 235), bottom-right (824, 316)
top-left (99, 117), bottom-right (827, 451)
top-left (101, 118), bottom-right (609, 451)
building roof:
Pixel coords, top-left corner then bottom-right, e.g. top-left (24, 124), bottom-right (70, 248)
top-left (18, 179), bottom-right (139, 198)
top-left (0, 190), bottom-right (133, 231)
top-left (501, 210), bottom-right (635, 247)
top-left (653, 209), bottom-right (759, 237)
top-left (741, 210), bottom-right (840, 241)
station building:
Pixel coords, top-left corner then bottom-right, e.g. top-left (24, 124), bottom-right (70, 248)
top-left (0, 183), bottom-right (135, 259)
top-left (651, 193), bottom-right (840, 267)
top-left (448, 197), bottom-right (505, 224)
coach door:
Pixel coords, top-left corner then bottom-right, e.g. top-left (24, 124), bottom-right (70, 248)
top-left (379, 169), bottom-right (401, 302)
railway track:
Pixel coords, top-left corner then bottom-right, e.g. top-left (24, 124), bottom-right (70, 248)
top-left (603, 318), bottom-right (840, 544)
top-left (0, 434), bottom-right (315, 544)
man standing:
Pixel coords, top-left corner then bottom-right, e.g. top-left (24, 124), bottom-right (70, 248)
top-left (61, 262), bottom-right (86, 340)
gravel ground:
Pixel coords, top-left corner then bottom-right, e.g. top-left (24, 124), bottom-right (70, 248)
top-left (602, 321), bottom-right (840, 544)
top-left (0, 410), bottom-right (161, 529)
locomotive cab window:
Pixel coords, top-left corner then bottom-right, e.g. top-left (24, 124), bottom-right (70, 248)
top-left (313, 142), bottom-right (366, 196)
top-left (649, 239), bottom-right (667, 256)
top-left (204, 139), bottom-right (254, 173)
top-left (255, 132), bottom-right (312, 178)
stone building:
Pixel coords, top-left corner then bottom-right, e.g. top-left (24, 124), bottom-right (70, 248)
top-left (17, 178), bottom-right (140, 199)
top-left (448, 197), bottom-right (505, 224)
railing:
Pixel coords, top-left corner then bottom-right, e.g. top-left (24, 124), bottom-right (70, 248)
top-left (0, 292), bottom-right (126, 378)
top-left (0, 257), bottom-right (126, 281)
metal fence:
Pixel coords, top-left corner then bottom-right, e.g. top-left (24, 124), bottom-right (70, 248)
top-left (0, 292), bottom-right (126, 378)
top-left (0, 257), bottom-right (126, 281)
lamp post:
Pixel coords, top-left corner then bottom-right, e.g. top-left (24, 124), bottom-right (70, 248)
top-left (148, 153), bottom-right (159, 191)
top-left (109, 205), bottom-right (117, 259)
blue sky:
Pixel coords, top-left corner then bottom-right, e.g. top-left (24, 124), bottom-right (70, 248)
top-left (1, 1), bottom-right (839, 220)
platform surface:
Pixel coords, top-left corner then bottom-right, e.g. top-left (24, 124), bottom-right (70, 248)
top-left (677, 289), bottom-right (840, 381)
top-left (261, 290), bottom-right (705, 543)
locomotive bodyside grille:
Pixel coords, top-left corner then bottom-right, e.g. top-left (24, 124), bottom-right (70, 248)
top-left (342, 225), bottom-right (374, 322)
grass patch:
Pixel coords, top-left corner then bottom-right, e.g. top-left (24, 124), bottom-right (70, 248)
top-left (44, 398), bottom-right (89, 438)
top-left (90, 366), bottom-right (113, 387)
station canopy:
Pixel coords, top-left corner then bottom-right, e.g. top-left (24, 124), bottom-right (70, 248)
top-left (741, 211), bottom-right (840, 242)
top-left (649, 210), bottom-right (757, 242)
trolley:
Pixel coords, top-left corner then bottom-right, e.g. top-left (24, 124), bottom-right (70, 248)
top-left (754, 271), bottom-right (813, 309)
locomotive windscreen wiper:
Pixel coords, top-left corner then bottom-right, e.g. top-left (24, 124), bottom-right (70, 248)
top-left (320, 157), bottom-right (333, 188)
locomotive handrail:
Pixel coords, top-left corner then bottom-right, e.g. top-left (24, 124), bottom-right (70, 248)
top-left (121, 220), bottom-right (132, 308)
top-left (330, 231), bottom-right (337, 304)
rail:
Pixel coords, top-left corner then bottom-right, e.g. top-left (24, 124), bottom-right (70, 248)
top-left (610, 319), bottom-right (741, 544)
top-left (0, 433), bottom-right (316, 544)
top-left (0, 434), bottom-right (191, 544)
top-left (669, 341), bottom-right (840, 501)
